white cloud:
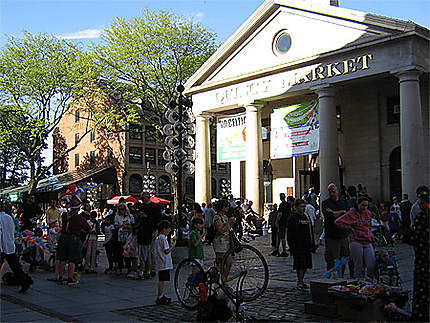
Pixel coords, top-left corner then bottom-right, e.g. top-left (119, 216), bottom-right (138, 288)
top-left (56, 29), bottom-right (102, 40)
top-left (192, 11), bottom-right (205, 22)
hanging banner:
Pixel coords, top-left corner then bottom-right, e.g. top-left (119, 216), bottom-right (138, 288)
top-left (217, 113), bottom-right (247, 162)
top-left (270, 100), bottom-right (319, 159)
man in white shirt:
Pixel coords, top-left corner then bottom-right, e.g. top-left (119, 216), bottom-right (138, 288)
top-left (0, 202), bottom-right (33, 293)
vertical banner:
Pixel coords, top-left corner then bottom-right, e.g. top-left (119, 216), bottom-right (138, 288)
top-left (270, 100), bottom-right (319, 159)
top-left (217, 113), bottom-right (247, 162)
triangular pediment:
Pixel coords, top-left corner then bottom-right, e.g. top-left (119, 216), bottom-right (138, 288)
top-left (186, 0), bottom-right (421, 92)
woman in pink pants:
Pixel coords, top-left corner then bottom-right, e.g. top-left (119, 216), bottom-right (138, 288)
top-left (335, 197), bottom-right (376, 278)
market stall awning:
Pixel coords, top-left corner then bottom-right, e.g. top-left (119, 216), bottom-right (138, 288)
top-left (0, 166), bottom-right (116, 196)
top-left (106, 195), bottom-right (139, 205)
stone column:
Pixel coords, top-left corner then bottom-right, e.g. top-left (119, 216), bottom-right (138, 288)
top-left (315, 86), bottom-right (339, 201)
top-left (195, 115), bottom-right (211, 205)
top-left (397, 70), bottom-right (425, 199)
top-left (245, 104), bottom-right (264, 215)
top-left (231, 160), bottom-right (241, 198)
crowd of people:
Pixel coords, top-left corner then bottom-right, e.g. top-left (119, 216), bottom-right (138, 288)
top-left (0, 183), bottom-right (428, 320)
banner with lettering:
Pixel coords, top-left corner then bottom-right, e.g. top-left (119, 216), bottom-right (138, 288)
top-left (217, 113), bottom-right (247, 162)
top-left (270, 100), bottom-right (319, 159)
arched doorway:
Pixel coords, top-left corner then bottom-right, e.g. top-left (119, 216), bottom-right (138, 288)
top-left (129, 174), bottom-right (143, 194)
top-left (389, 146), bottom-right (401, 198)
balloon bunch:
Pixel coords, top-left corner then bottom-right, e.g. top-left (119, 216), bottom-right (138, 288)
top-left (322, 257), bottom-right (349, 279)
top-left (58, 183), bottom-right (103, 208)
top-left (19, 229), bottom-right (52, 255)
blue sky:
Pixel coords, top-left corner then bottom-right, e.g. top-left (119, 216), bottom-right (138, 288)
top-left (1, 0), bottom-right (429, 48)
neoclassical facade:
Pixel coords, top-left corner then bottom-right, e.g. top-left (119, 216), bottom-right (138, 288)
top-left (186, 0), bottom-right (429, 214)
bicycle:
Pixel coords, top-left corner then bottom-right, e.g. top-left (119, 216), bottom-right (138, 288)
top-left (174, 230), bottom-right (269, 321)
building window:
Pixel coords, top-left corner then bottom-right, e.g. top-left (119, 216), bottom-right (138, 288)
top-left (75, 133), bottom-right (80, 146)
top-left (158, 149), bottom-right (166, 167)
top-left (129, 174), bottom-right (143, 194)
top-left (185, 177), bottom-right (194, 196)
top-left (75, 153), bottom-right (80, 167)
top-left (262, 118), bottom-right (270, 141)
top-left (273, 30), bottom-right (292, 55)
top-left (211, 178), bottom-right (217, 196)
top-left (158, 175), bottom-right (171, 194)
top-left (387, 96), bottom-right (400, 125)
top-left (336, 105), bottom-right (342, 132)
top-left (145, 148), bottom-right (156, 166)
top-left (75, 110), bottom-right (80, 122)
top-left (211, 153), bottom-right (216, 169)
top-left (90, 151), bottom-right (96, 167)
top-left (145, 125), bottom-right (156, 142)
top-left (129, 147), bottom-right (143, 164)
top-left (90, 131), bottom-right (96, 143)
top-left (130, 123), bottom-right (142, 140)
top-left (218, 163), bottom-right (227, 171)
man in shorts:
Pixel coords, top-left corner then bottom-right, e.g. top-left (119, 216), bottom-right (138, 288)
top-left (321, 183), bottom-right (350, 273)
top-left (136, 204), bottom-right (153, 279)
top-left (57, 207), bottom-right (90, 285)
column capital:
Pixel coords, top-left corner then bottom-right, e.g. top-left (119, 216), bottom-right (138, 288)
top-left (244, 101), bottom-right (264, 112)
top-left (195, 113), bottom-right (212, 121)
top-left (396, 70), bottom-right (422, 83)
top-left (311, 85), bottom-right (340, 98)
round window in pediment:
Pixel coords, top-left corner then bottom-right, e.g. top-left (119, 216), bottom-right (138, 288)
top-left (273, 30), bottom-right (292, 55)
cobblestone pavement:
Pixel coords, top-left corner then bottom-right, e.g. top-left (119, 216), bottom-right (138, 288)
top-left (1, 233), bottom-right (415, 322)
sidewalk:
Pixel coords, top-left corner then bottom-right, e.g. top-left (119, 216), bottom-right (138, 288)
top-left (1, 234), bottom-right (415, 322)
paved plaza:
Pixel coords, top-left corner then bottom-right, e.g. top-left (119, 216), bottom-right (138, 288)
top-left (1, 234), bottom-right (415, 322)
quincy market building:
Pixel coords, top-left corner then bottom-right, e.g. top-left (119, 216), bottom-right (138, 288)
top-left (186, 0), bottom-right (429, 214)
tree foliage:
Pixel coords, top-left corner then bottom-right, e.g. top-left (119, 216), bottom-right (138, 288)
top-left (93, 8), bottom-right (218, 134)
top-left (0, 32), bottom-right (129, 193)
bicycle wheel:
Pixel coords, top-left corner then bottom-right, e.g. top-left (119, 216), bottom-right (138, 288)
top-left (221, 244), bottom-right (269, 302)
top-left (174, 258), bottom-right (206, 310)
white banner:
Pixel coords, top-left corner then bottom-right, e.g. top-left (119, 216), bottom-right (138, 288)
top-left (270, 100), bottom-right (319, 159)
top-left (217, 113), bottom-right (247, 162)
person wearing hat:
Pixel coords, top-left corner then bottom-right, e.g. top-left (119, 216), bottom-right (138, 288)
top-left (56, 198), bottom-right (91, 285)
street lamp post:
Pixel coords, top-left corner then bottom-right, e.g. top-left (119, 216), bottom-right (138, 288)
top-left (163, 85), bottom-right (195, 224)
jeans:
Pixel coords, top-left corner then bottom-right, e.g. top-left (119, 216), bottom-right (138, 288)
top-left (349, 241), bottom-right (376, 278)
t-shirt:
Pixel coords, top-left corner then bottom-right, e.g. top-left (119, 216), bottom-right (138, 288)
top-left (18, 202), bottom-right (42, 230)
top-left (46, 207), bottom-right (61, 223)
top-left (278, 201), bottom-right (291, 227)
top-left (137, 216), bottom-right (153, 245)
top-left (104, 224), bottom-right (115, 243)
top-left (156, 234), bottom-right (173, 271)
top-left (189, 229), bottom-right (204, 260)
top-left (322, 197), bottom-right (350, 239)
top-left (114, 214), bottom-right (135, 227)
top-left (61, 212), bottom-right (91, 236)
top-left (203, 208), bottom-right (216, 227)
top-left (0, 211), bottom-right (16, 254)
top-left (305, 204), bottom-right (316, 226)
top-left (140, 202), bottom-right (162, 230)
top-left (287, 212), bottom-right (314, 253)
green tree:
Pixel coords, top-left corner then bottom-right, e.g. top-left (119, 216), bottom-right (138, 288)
top-left (93, 8), bottom-right (218, 134)
top-left (0, 32), bottom-right (133, 194)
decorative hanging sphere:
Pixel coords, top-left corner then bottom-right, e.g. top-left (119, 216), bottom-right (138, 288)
top-left (166, 136), bottom-right (180, 149)
top-left (162, 124), bottom-right (174, 136)
top-left (166, 110), bottom-right (180, 124)
top-left (174, 148), bottom-right (186, 160)
top-left (165, 162), bottom-right (179, 174)
top-left (162, 149), bottom-right (172, 161)
top-left (174, 121), bottom-right (186, 134)
top-left (186, 123), bottom-right (196, 135)
top-left (183, 135), bottom-right (195, 149)
top-left (183, 161), bottom-right (195, 174)
top-left (186, 150), bottom-right (196, 161)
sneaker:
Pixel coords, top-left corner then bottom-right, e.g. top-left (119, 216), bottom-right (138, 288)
top-left (270, 250), bottom-right (279, 256)
top-left (297, 282), bottom-right (309, 289)
top-left (155, 296), bottom-right (171, 305)
top-left (56, 278), bottom-right (65, 285)
top-left (67, 278), bottom-right (79, 285)
top-left (279, 252), bottom-right (289, 257)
